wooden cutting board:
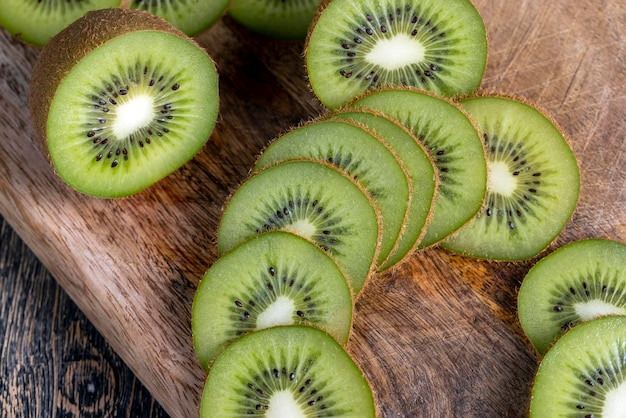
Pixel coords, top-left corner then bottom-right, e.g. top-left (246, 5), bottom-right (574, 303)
top-left (1, 1), bottom-right (624, 416)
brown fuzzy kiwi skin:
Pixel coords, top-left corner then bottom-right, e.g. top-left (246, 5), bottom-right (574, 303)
top-left (28, 8), bottom-right (214, 165)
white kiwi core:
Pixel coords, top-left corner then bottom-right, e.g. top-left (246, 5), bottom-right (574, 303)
top-left (574, 301), bottom-right (626, 321)
top-left (286, 220), bottom-right (317, 240)
top-left (256, 296), bottom-right (296, 329)
top-left (267, 390), bottom-right (305, 418)
top-left (603, 382), bottom-right (626, 418)
top-left (365, 34), bottom-right (426, 70)
top-left (112, 94), bottom-right (155, 139)
top-left (488, 161), bottom-right (517, 196)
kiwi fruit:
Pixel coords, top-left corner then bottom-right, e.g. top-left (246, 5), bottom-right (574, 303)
top-left (349, 87), bottom-right (487, 249)
top-left (528, 315), bottom-right (626, 417)
top-left (0, 0), bottom-right (121, 47)
top-left (228, 0), bottom-right (322, 39)
top-left (252, 119), bottom-right (410, 271)
top-left (441, 95), bottom-right (580, 261)
top-left (217, 159), bottom-right (381, 296)
top-left (200, 324), bottom-right (377, 417)
top-left (304, 0), bottom-right (488, 109)
top-left (517, 238), bottom-right (626, 355)
top-left (328, 109), bottom-right (436, 270)
top-left (28, 8), bottom-right (219, 198)
top-left (192, 231), bottom-right (354, 370)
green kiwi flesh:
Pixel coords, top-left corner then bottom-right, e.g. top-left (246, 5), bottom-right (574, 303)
top-left (529, 315), bottom-right (626, 417)
top-left (441, 96), bottom-right (580, 260)
top-left (252, 119), bottom-right (410, 270)
top-left (217, 160), bottom-right (381, 296)
top-left (228, 0), bottom-right (322, 39)
top-left (517, 238), bottom-right (626, 355)
top-left (192, 231), bottom-right (354, 370)
top-left (200, 324), bottom-right (376, 417)
top-left (28, 9), bottom-right (219, 198)
top-left (349, 87), bottom-right (487, 248)
top-left (328, 109), bottom-right (436, 270)
top-left (305, 0), bottom-right (487, 109)
top-left (0, 0), bottom-right (121, 47)
top-left (129, 0), bottom-right (228, 36)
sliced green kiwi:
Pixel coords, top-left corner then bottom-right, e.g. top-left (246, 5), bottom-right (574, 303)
top-left (192, 231), bottom-right (354, 370)
top-left (252, 119), bottom-right (410, 271)
top-left (305, 0), bottom-right (488, 109)
top-left (28, 8), bottom-right (219, 198)
top-left (441, 95), bottom-right (580, 260)
top-left (217, 160), bottom-right (381, 296)
top-left (517, 238), bottom-right (626, 355)
top-left (0, 0), bottom-right (121, 47)
top-left (349, 87), bottom-right (487, 248)
top-left (200, 324), bottom-right (377, 417)
top-left (528, 315), bottom-right (626, 417)
top-left (328, 109), bottom-right (436, 270)
top-left (228, 0), bottom-right (322, 39)
top-left (127, 0), bottom-right (228, 36)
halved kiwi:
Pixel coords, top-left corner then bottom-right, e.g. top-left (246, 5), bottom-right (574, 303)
top-left (0, 0), bottom-right (121, 47)
top-left (328, 109), bottom-right (436, 270)
top-left (192, 231), bottom-right (354, 370)
top-left (528, 315), bottom-right (626, 417)
top-left (305, 0), bottom-right (488, 109)
top-left (200, 324), bottom-right (377, 417)
top-left (348, 87), bottom-right (487, 248)
top-left (28, 8), bottom-right (219, 198)
top-left (217, 159), bottom-right (381, 296)
top-left (441, 95), bottom-right (580, 260)
top-left (252, 119), bottom-right (410, 270)
top-left (518, 238), bottom-right (626, 355)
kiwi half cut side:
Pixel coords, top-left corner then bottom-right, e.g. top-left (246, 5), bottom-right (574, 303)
top-left (528, 315), bottom-right (626, 417)
top-left (217, 160), bottom-right (381, 296)
top-left (200, 324), bottom-right (377, 417)
top-left (349, 87), bottom-right (487, 248)
top-left (0, 0), bottom-right (121, 47)
top-left (192, 231), bottom-right (354, 370)
top-left (305, 0), bottom-right (487, 109)
top-left (252, 119), bottom-right (410, 270)
top-left (28, 8), bottom-right (219, 198)
top-left (517, 238), bottom-right (626, 355)
top-left (441, 95), bottom-right (580, 261)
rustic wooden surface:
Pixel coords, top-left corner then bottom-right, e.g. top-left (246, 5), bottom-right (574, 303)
top-left (0, 0), bottom-right (624, 417)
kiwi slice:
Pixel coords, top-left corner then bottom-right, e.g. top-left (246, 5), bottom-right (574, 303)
top-left (228, 0), bottom-right (321, 39)
top-left (192, 231), bottom-right (354, 370)
top-left (200, 324), bottom-right (377, 417)
top-left (127, 0), bottom-right (228, 36)
top-left (252, 119), bottom-right (410, 270)
top-left (28, 8), bottom-right (219, 198)
top-left (441, 95), bottom-right (581, 260)
top-left (217, 160), bottom-right (381, 296)
top-left (528, 315), bottom-right (626, 417)
top-left (304, 0), bottom-right (488, 109)
top-left (517, 238), bottom-right (626, 355)
top-left (349, 87), bottom-right (487, 248)
top-left (0, 0), bottom-right (121, 47)
top-left (328, 109), bottom-right (436, 270)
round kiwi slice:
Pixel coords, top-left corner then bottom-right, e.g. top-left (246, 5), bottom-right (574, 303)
top-left (217, 160), bottom-right (381, 296)
top-left (328, 109), bottom-right (436, 270)
top-left (192, 231), bottom-right (354, 370)
top-left (228, 0), bottom-right (321, 39)
top-left (200, 324), bottom-right (377, 417)
top-left (0, 0), bottom-right (122, 47)
top-left (518, 238), bottom-right (626, 355)
top-left (28, 8), bottom-right (219, 198)
top-left (252, 119), bottom-right (410, 270)
top-left (304, 0), bottom-right (488, 109)
top-left (529, 315), bottom-right (626, 417)
top-left (441, 95), bottom-right (581, 261)
top-left (349, 87), bottom-right (487, 248)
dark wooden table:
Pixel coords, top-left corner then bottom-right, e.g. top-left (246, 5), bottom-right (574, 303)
top-left (0, 215), bottom-right (169, 417)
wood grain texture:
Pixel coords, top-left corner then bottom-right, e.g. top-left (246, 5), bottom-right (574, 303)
top-left (0, 0), bottom-right (624, 416)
